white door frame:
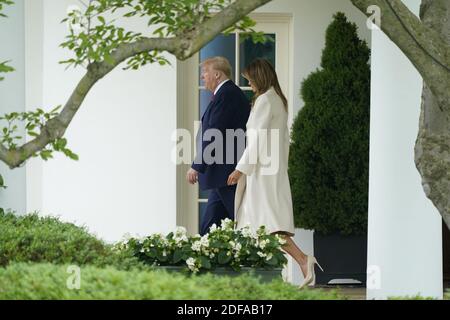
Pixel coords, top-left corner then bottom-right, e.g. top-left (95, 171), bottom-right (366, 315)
top-left (176, 13), bottom-right (293, 235)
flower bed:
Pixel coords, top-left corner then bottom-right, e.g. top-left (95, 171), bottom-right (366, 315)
top-left (116, 219), bottom-right (288, 274)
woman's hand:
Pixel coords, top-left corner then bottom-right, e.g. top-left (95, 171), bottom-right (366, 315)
top-left (227, 170), bottom-right (243, 186)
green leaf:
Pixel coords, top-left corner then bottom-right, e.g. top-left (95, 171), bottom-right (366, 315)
top-left (39, 150), bottom-right (53, 161)
top-left (49, 105), bottom-right (62, 114)
top-left (0, 174), bottom-right (6, 188)
top-left (69, 152), bottom-right (79, 161)
top-left (147, 248), bottom-right (157, 258)
top-left (0, 61), bottom-right (14, 73)
top-left (218, 251), bottom-right (231, 265)
top-left (266, 256), bottom-right (278, 266)
top-left (172, 249), bottom-right (183, 264)
top-left (156, 251), bottom-right (168, 262)
top-left (28, 132), bottom-right (39, 137)
top-left (199, 256), bottom-right (211, 269)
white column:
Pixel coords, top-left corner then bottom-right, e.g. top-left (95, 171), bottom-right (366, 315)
top-left (367, 0), bottom-right (443, 299)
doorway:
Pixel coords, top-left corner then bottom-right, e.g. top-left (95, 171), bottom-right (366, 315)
top-left (176, 14), bottom-right (292, 235)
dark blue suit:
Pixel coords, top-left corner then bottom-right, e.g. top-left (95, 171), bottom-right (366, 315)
top-left (192, 80), bottom-right (250, 235)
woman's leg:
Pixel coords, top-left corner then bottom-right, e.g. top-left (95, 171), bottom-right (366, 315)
top-left (276, 233), bottom-right (308, 278)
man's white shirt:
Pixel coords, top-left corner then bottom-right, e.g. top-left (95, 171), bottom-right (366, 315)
top-left (214, 79), bottom-right (230, 96)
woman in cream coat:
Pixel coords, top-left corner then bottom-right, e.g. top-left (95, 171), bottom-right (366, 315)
top-left (227, 59), bottom-right (322, 288)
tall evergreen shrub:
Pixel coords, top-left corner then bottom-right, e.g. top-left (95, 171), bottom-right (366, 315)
top-left (289, 12), bottom-right (371, 236)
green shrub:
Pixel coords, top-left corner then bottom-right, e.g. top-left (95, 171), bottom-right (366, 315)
top-left (388, 295), bottom-right (438, 300)
top-left (288, 12), bottom-right (370, 235)
top-left (0, 211), bottom-right (141, 269)
top-left (0, 263), bottom-right (343, 300)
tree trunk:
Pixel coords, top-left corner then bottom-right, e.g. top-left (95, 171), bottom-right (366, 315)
top-left (415, 0), bottom-right (450, 230)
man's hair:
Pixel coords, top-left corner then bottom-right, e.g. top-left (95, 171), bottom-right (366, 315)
top-left (200, 56), bottom-right (233, 80)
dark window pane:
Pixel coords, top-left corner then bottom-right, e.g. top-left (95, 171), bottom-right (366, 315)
top-left (243, 90), bottom-right (255, 106)
top-left (199, 34), bottom-right (236, 85)
top-left (199, 201), bottom-right (208, 231)
top-left (199, 189), bottom-right (210, 200)
top-left (239, 34), bottom-right (276, 86)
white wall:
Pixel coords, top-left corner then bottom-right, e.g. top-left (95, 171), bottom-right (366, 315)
top-left (367, 0), bottom-right (443, 299)
top-left (25, 0), bottom-right (44, 215)
top-left (25, 0), bottom-right (177, 242)
top-left (256, 0), bottom-right (371, 118)
top-left (0, 0), bottom-right (26, 214)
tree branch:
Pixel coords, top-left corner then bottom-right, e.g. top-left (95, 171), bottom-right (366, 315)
top-left (350, 0), bottom-right (450, 111)
top-left (177, 0), bottom-right (272, 59)
top-left (0, 0), bottom-right (271, 169)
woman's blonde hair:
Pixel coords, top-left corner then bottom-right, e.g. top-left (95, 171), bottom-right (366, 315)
top-left (242, 59), bottom-right (288, 111)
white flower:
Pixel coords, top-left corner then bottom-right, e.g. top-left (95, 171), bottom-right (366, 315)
top-left (175, 226), bottom-right (187, 236)
top-left (221, 218), bottom-right (234, 231)
top-left (266, 253), bottom-right (273, 261)
top-left (258, 240), bottom-right (268, 250)
top-left (200, 235), bottom-right (209, 247)
top-left (230, 241), bottom-right (242, 252)
top-left (174, 227), bottom-right (188, 244)
top-left (191, 241), bottom-right (202, 252)
top-left (175, 235), bottom-right (188, 244)
top-left (241, 226), bottom-right (254, 238)
top-left (257, 251), bottom-right (267, 258)
top-left (209, 224), bottom-right (217, 232)
top-left (186, 257), bottom-right (199, 273)
top-left (191, 234), bottom-right (209, 252)
top-left (186, 257), bottom-right (196, 268)
top-left (275, 234), bottom-right (287, 245)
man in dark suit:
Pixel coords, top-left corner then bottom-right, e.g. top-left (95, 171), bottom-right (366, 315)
top-left (186, 56), bottom-right (250, 235)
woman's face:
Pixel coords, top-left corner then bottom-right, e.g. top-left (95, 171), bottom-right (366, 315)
top-left (245, 77), bottom-right (257, 93)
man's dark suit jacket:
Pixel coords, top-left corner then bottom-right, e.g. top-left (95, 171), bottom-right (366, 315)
top-left (192, 80), bottom-right (251, 190)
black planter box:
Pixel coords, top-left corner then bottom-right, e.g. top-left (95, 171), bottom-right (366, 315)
top-left (313, 232), bottom-right (367, 285)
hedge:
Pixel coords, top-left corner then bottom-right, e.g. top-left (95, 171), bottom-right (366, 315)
top-left (0, 263), bottom-right (343, 300)
top-left (0, 211), bottom-right (141, 270)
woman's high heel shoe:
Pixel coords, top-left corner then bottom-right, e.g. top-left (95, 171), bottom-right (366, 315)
top-left (299, 255), bottom-right (324, 289)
